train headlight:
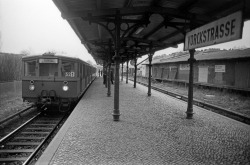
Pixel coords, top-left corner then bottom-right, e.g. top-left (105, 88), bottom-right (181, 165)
top-left (63, 85), bottom-right (69, 91)
top-left (62, 85), bottom-right (69, 91)
top-left (29, 84), bottom-right (35, 91)
top-left (62, 81), bottom-right (69, 91)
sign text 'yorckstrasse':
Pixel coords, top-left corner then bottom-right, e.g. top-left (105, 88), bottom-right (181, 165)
top-left (184, 11), bottom-right (243, 50)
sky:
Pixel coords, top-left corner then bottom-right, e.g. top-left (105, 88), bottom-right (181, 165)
top-left (1, 0), bottom-right (250, 64)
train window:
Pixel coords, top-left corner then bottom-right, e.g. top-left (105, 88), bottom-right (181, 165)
top-left (24, 61), bottom-right (36, 76)
top-left (39, 63), bottom-right (58, 77)
top-left (61, 61), bottom-right (75, 77)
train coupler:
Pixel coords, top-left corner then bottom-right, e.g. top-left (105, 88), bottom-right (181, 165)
top-left (59, 100), bottom-right (71, 112)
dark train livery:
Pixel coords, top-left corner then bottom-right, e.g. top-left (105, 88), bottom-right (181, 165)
top-left (22, 54), bottom-right (96, 111)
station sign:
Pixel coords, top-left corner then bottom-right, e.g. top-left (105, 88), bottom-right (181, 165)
top-left (215, 65), bottom-right (226, 72)
top-left (184, 11), bottom-right (243, 50)
top-left (39, 59), bottom-right (58, 63)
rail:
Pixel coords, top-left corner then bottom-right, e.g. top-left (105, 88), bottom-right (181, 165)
top-left (0, 113), bottom-right (67, 164)
top-left (130, 79), bottom-right (250, 125)
top-left (0, 105), bottom-right (34, 126)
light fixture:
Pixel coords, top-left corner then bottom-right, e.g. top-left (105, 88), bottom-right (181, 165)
top-left (29, 80), bottom-right (35, 91)
top-left (62, 81), bottom-right (69, 91)
top-left (29, 84), bottom-right (35, 91)
top-left (62, 85), bottom-right (69, 91)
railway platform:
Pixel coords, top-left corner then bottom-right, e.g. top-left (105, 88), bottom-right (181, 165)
top-left (37, 77), bottom-right (250, 165)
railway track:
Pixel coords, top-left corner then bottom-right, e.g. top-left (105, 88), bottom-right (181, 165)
top-left (0, 112), bottom-right (67, 165)
top-left (131, 79), bottom-right (250, 125)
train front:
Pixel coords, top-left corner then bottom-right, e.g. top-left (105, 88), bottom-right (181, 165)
top-left (22, 54), bottom-right (79, 112)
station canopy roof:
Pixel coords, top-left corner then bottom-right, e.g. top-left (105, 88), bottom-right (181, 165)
top-left (53, 0), bottom-right (250, 65)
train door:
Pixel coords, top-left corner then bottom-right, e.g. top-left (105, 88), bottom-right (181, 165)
top-left (161, 68), bottom-right (164, 79)
top-left (235, 61), bottom-right (250, 88)
top-left (153, 67), bottom-right (157, 79)
top-left (169, 66), bottom-right (177, 80)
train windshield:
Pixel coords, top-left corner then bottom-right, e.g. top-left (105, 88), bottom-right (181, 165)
top-left (24, 60), bottom-right (36, 76)
top-left (39, 59), bottom-right (58, 77)
top-left (61, 61), bottom-right (76, 77)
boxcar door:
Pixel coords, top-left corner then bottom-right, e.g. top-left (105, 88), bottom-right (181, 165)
top-left (235, 61), bottom-right (250, 88)
top-left (198, 66), bottom-right (208, 83)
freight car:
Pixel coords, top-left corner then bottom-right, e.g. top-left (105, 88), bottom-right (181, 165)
top-left (22, 53), bottom-right (96, 111)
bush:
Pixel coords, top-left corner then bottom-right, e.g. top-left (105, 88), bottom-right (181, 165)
top-left (0, 53), bottom-right (24, 82)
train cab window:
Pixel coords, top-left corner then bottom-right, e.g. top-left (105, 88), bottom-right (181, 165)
top-left (24, 61), bottom-right (36, 76)
top-left (39, 63), bottom-right (58, 77)
top-left (61, 61), bottom-right (76, 77)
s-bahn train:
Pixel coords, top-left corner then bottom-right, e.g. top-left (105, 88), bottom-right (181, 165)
top-left (22, 54), bottom-right (96, 111)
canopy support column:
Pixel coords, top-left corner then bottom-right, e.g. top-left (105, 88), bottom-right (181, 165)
top-left (107, 64), bottom-right (111, 96)
top-left (107, 40), bottom-right (112, 97)
top-left (186, 49), bottom-right (196, 119)
top-left (105, 65), bottom-right (108, 88)
top-left (147, 52), bottom-right (154, 96)
top-left (113, 13), bottom-right (121, 121)
top-left (103, 60), bottom-right (107, 87)
top-left (121, 61), bottom-right (124, 81)
top-left (133, 55), bottom-right (137, 88)
top-left (126, 57), bottom-right (129, 84)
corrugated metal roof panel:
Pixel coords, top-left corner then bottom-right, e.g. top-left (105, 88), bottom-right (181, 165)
top-left (151, 48), bottom-right (250, 64)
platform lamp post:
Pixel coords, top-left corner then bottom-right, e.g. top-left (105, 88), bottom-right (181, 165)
top-left (147, 50), bottom-right (154, 96)
top-left (186, 49), bottom-right (196, 119)
top-left (126, 55), bottom-right (129, 84)
top-left (133, 54), bottom-right (137, 88)
top-left (112, 13), bottom-right (121, 121)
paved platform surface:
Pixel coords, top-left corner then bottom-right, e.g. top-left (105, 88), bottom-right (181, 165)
top-left (37, 78), bottom-right (250, 165)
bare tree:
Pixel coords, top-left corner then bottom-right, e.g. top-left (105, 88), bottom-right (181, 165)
top-left (20, 48), bottom-right (34, 56)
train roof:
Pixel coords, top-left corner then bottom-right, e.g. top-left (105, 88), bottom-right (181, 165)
top-left (22, 54), bottom-right (94, 66)
top-left (144, 48), bottom-right (250, 65)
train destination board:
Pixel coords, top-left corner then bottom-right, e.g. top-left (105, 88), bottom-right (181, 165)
top-left (39, 59), bottom-right (58, 63)
top-left (184, 11), bottom-right (243, 50)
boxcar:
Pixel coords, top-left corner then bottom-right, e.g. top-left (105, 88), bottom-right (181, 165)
top-left (22, 54), bottom-right (96, 111)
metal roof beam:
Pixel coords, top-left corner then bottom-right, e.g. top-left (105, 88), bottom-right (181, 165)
top-left (61, 6), bottom-right (211, 22)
